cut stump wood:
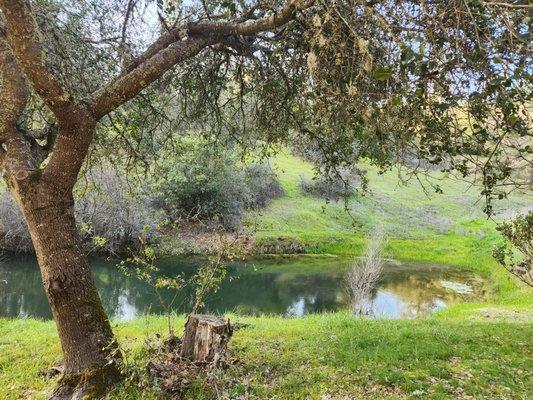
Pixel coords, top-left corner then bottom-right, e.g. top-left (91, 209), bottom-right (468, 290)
top-left (180, 314), bottom-right (233, 365)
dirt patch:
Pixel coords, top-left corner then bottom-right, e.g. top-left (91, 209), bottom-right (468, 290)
top-left (144, 334), bottom-right (233, 398)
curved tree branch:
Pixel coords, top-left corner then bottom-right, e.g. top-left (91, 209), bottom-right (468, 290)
top-left (0, 35), bottom-right (36, 181)
top-left (0, 0), bottom-right (74, 122)
top-left (187, 0), bottom-right (314, 36)
top-left (90, 36), bottom-right (212, 119)
top-left (90, 0), bottom-right (315, 119)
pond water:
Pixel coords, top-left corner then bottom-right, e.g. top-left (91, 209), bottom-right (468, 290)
top-left (0, 255), bottom-right (489, 320)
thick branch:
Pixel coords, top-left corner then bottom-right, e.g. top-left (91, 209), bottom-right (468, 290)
top-left (0, 0), bottom-right (73, 121)
top-left (90, 36), bottom-right (212, 119)
top-left (122, 25), bottom-right (184, 74)
top-left (2, 135), bottom-right (36, 180)
top-left (187, 0), bottom-right (314, 36)
top-left (90, 0), bottom-right (314, 119)
top-left (0, 40), bottom-right (27, 139)
top-left (0, 36), bottom-right (36, 181)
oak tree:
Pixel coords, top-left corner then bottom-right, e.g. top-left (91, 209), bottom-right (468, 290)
top-left (0, 0), bottom-right (530, 398)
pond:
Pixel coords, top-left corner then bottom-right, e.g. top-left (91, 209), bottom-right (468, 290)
top-left (0, 255), bottom-right (490, 320)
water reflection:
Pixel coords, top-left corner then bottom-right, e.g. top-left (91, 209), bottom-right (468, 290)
top-left (0, 256), bottom-right (489, 320)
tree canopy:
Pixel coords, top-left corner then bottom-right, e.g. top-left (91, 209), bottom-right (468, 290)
top-left (2, 0), bottom-right (531, 208)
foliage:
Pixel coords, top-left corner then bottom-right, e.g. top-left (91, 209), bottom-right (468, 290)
top-left (299, 167), bottom-right (365, 201)
top-left (190, 229), bottom-right (249, 313)
top-left (493, 211), bottom-right (533, 287)
top-left (9, 0), bottom-right (528, 214)
top-left (0, 191), bottom-right (32, 253)
top-left (243, 163), bottom-right (285, 209)
top-left (151, 136), bottom-right (282, 228)
top-left (119, 243), bottom-right (185, 335)
top-left (0, 168), bottom-right (161, 254)
top-left (119, 226), bottom-right (250, 333)
top-left (295, 1), bottom-right (531, 215)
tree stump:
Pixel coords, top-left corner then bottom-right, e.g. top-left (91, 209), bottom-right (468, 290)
top-left (180, 314), bottom-right (233, 366)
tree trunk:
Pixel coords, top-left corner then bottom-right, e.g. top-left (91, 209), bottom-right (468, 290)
top-left (181, 314), bottom-right (233, 366)
top-left (13, 182), bottom-right (121, 399)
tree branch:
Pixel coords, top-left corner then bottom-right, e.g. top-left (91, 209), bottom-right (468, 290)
top-left (121, 21), bottom-right (184, 75)
top-left (90, 36), bottom-right (212, 119)
top-left (187, 0), bottom-right (314, 36)
top-left (0, 39), bottom-right (27, 141)
top-left (0, 0), bottom-right (74, 121)
top-left (0, 35), bottom-right (36, 181)
top-left (90, 0), bottom-right (315, 119)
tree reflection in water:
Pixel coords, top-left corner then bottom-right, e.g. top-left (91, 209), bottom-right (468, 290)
top-left (0, 255), bottom-right (490, 320)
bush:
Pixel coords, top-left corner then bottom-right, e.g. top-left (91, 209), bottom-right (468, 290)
top-left (299, 168), bottom-right (361, 201)
top-left (0, 168), bottom-right (161, 254)
top-left (0, 139), bottom-right (284, 253)
top-left (346, 228), bottom-right (385, 315)
top-left (243, 163), bottom-right (284, 209)
top-left (152, 138), bottom-right (282, 228)
top-left (75, 168), bottom-right (162, 254)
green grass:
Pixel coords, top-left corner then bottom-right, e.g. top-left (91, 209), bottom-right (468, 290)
top-left (1, 313), bottom-right (531, 399)
top-left (247, 151), bottom-right (532, 302)
top-left (253, 150), bottom-right (530, 244)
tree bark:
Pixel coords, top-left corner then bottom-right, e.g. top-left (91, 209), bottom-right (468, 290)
top-left (181, 314), bottom-right (233, 366)
top-left (11, 181), bottom-right (121, 399)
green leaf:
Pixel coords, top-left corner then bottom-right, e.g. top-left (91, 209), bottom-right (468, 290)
top-left (373, 67), bottom-right (392, 81)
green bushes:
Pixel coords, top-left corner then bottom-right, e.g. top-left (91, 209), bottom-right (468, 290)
top-left (152, 138), bottom-right (282, 228)
top-left (0, 137), bottom-right (283, 253)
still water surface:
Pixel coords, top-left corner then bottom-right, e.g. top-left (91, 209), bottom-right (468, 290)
top-left (0, 255), bottom-right (489, 320)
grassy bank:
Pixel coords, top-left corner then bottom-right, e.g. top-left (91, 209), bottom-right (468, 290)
top-left (245, 152), bottom-right (531, 302)
top-left (2, 153), bottom-right (531, 399)
top-left (1, 312), bottom-right (531, 399)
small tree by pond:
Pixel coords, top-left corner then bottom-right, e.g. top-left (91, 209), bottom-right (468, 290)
top-left (346, 228), bottom-right (385, 316)
top-left (119, 225), bottom-right (249, 335)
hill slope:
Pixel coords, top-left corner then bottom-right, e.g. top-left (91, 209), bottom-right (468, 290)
top-left (247, 151), bottom-right (531, 301)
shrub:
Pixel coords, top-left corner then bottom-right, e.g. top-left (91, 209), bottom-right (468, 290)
top-left (0, 140), bottom-right (283, 253)
top-left (0, 191), bottom-right (33, 253)
top-left (0, 168), bottom-right (161, 254)
top-left (299, 168), bottom-right (361, 201)
top-left (243, 163), bottom-right (284, 209)
top-left (75, 168), bottom-right (162, 254)
top-left (152, 138), bottom-right (282, 228)
top-left (345, 228), bottom-right (385, 315)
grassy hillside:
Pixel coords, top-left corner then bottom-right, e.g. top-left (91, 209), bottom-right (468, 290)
top-left (248, 151), bottom-right (531, 302)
